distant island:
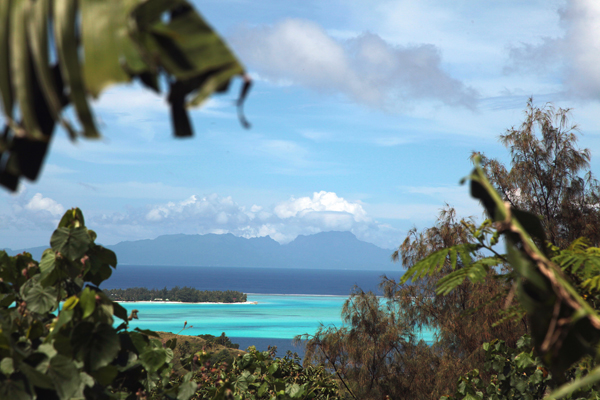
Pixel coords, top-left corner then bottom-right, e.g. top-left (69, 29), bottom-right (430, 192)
top-left (104, 287), bottom-right (247, 303)
top-left (7, 231), bottom-right (395, 270)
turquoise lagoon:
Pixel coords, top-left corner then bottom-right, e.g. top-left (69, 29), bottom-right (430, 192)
top-left (120, 294), bottom-right (435, 343)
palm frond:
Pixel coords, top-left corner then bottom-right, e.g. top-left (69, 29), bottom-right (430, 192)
top-left (0, 0), bottom-right (248, 190)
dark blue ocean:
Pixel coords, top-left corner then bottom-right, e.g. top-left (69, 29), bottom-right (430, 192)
top-left (102, 266), bottom-right (410, 358)
top-left (103, 265), bottom-right (403, 295)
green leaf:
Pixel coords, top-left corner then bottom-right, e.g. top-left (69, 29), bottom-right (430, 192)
top-left (71, 322), bottom-right (120, 371)
top-left (18, 361), bottom-right (55, 390)
top-left (51, 308), bottom-right (74, 336)
top-left (27, 0), bottom-right (76, 140)
top-left (57, 208), bottom-right (85, 229)
top-left (53, 0), bottom-right (99, 138)
top-left (0, 0), bottom-right (14, 118)
top-left (130, 0), bottom-right (246, 137)
top-left (47, 354), bottom-right (82, 400)
top-left (285, 383), bottom-right (304, 398)
top-left (80, 0), bottom-right (147, 97)
top-left (39, 249), bottom-right (57, 286)
top-left (79, 287), bottom-right (96, 319)
top-left (0, 357), bottom-right (13, 375)
top-left (134, 328), bottom-right (160, 338)
top-left (546, 364), bottom-right (600, 399)
top-left (0, 377), bottom-right (31, 400)
top-left (139, 347), bottom-right (167, 373)
top-left (258, 382), bottom-right (268, 397)
top-left (90, 365), bottom-right (118, 386)
top-left (23, 281), bottom-right (58, 314)
top-left (50, 227), bottom-right (91, 262)
top-left (113, 302), bottom-right (128, 322)
top-left (176, 381), bottom-right (198, 400)
top-left (165, 338), bottom-right (177, 350)
top-left (10, 0), bottom-right (44, 141)
top-left (96, 247), bottom-right (117, 268)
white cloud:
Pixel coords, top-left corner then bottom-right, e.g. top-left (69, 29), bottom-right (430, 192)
top-left (229, 19), bottom-right (478, 110)
top-left (0, 191), bottom-right (65, 240)
top-left (25, 193), bottom-right (65, 216)
top-left (85, 191), bottom-right (399, 249)
top-left (274, 191), bottom-right (368, 221)
top-left (505, 0), bottom-right (600, 99)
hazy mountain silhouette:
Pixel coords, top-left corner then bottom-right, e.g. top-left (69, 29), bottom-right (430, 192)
top-left (6, 231), bottom-right (395, 270)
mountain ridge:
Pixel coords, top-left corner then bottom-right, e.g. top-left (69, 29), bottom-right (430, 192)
top-left (5, 231), bottom-right (394, 270)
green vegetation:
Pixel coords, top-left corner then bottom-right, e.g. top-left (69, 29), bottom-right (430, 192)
top-left (153, 331), bottom-right (243, 375)
top-left (0, 209), bottom-right (343, 400)
top-left (196, 333), bottom-right (240, 350)
top-left (173, 347), bottom-right (341, 400)
top-left (105, 287), bottom-right (247, 303)
top-left (0, 209), bottom-right (198, 399)
top-left (300, 101), bottom-right (600, 400)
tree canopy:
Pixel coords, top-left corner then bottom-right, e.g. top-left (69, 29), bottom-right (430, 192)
top-left (476, 99), bottom-right (600, 248)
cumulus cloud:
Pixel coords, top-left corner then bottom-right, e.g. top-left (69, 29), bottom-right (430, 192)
top-left (0, 191), bottom-right (65, 235)
top-left (89, 191), bottom-right (399, 249)
top-left (505, 0), bottom-right (600, 99)
top-left (229, 19), bottom-right (478, 109)
top-left (25, 193), bottom-right (65, 216)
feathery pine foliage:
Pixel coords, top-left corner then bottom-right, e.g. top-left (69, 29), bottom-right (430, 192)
top-left (298, 289), bottom-right (430, 400)
top-left (474, 99), bottom-right (600, 248)
top-left (0, 0), bottom-right (250, 191)
top-left (300, 208), bottom-right (526, 400)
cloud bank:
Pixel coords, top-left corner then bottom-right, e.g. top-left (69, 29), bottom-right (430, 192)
top-left (0, 191), bottom-right (65, 234)
top-left (229, 19), bottom-right (478, 110)
top-left (87, 191), bottom-right (397, 248)
top-left (505, 0), bottom-right (600, 99)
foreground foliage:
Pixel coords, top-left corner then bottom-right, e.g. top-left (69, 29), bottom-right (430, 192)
top-left (173, 347), bottom-right (341, 400)
top-left (0, 208), bottom-right (197, 399)
top-left (0, 0), bottom-right (250, 191)
top-left (442, 335), bottom-right (553, 400)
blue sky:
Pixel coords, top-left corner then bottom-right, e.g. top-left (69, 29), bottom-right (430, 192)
top-left (3, 0), bottom-right (600, 251)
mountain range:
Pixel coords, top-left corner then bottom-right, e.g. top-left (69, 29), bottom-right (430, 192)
top-left (6, 231), bottom-right (396, 270)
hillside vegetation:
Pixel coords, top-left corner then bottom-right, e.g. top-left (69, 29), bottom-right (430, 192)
top-left (104, 287), bottom-right (247, 303)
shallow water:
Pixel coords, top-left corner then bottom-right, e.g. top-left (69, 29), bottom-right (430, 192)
top-left (121, 294), bottom-right (435, 342)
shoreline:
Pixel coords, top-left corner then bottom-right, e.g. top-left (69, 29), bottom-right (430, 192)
top-left (116, 300), bottom-right (258, 305)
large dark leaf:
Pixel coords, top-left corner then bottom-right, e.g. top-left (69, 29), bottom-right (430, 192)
top-left (0, 377), bottom-right (31, 400)
top-left (71, 322), bottom-right (120, 371)
top-left (53, 0), bottom-right (99, 138)
top-left (50, 227), bottom-right (91, 262)
top-left (28, 0), bottom-right (76, 140)
top-left (0, 0), bottom-right (13, 118)
top-left (80, 0), bottom-right (147, 97)
top-left (47, 354), bottom-right (82, 400)
top-left (10, 0), bottom-right (44, 141)
top-left (22, 280), bottom-right (58, 314)
top-left (139, 346), bottom-right (167, 373)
